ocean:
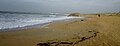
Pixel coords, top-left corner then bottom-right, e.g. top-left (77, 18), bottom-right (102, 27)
top-left (0, 12), bottom-right (83, 31)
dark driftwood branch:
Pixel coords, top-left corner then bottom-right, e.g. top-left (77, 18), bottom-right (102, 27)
top-left (37, 41), bottom-right (73, 46)
top-left (37, 31), bottom-right (99, 46)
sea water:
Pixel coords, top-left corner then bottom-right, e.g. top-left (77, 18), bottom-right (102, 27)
top-left (0, 13), bottom-right (83, 31)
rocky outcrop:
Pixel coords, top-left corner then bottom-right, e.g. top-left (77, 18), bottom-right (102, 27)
top-left (68, 13), bottom-right (81, 17)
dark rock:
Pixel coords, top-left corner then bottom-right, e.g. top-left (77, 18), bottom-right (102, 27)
top-left (81, 20), bottom-right (84, 21)
top-left (68, 13), bottom-right (81, 17)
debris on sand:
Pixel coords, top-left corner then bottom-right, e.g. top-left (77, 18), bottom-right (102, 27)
top-left (37, 30), bottom-right (99, 46)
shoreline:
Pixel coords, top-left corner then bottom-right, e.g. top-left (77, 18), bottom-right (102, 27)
top-left (0, 23), bottom-right (49, 32)
top-left (0, 17), bottom-right (86, 32)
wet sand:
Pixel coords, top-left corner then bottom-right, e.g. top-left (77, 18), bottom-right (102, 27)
top-left (0, 14), bottom-right (120, 46)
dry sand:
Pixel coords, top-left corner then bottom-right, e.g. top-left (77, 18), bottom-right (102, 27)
top-left (0, 14), bottom-right (120, 46)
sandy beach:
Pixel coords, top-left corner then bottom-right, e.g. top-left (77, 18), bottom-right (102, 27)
top-left (0, 13), bottom-right (120, 46)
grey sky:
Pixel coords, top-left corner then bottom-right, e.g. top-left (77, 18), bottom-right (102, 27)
top-left (0, 0), bottom-right (120, 13)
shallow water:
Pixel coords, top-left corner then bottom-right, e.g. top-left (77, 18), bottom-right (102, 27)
top-left (0, 13), bottom-right (84, 31)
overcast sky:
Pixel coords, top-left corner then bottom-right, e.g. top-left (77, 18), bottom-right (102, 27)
top-left (0, 0), bottom-right (120, 13)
